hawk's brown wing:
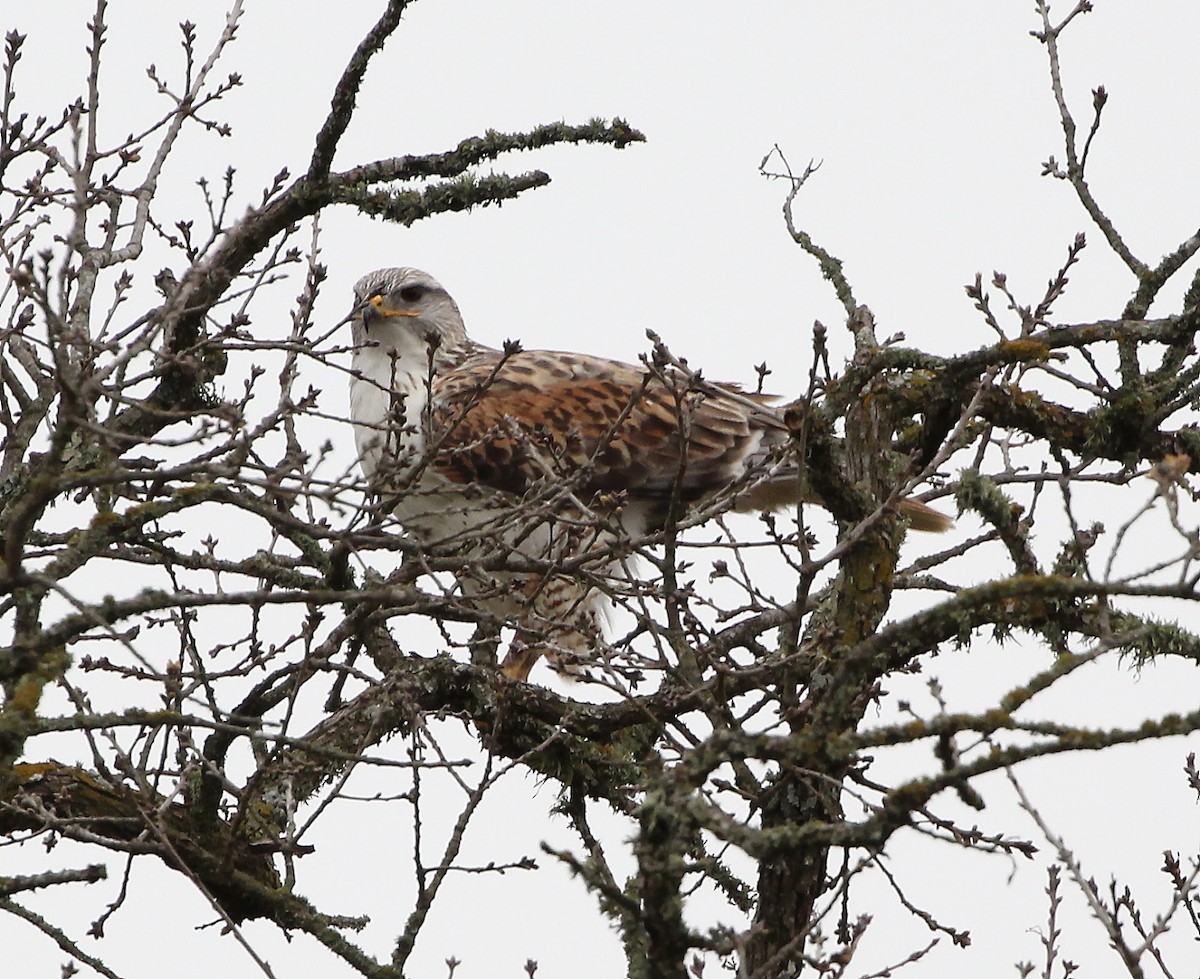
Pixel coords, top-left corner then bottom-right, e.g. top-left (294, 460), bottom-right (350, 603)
top-left (427, 348), bottom-right (784, 502)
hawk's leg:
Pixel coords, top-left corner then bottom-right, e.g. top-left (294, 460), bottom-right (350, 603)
top-left (499, 573), bottom-right (606, 680)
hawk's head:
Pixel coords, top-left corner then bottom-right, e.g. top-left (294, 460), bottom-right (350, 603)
top-left (352, 267), bottom-right (467, 350)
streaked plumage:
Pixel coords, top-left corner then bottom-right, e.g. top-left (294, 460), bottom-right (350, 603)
top-left (348, 267), bottom-right (949, 679)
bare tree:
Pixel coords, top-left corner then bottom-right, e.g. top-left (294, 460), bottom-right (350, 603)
top-left (2, 2), bottom-right (1199, 978)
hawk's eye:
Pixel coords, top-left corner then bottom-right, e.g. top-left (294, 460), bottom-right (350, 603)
top-left (399, 285), bottom-right (426, 304)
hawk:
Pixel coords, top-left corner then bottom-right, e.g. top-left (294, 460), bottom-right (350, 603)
top-left (348, 267), bottom-right (949, 680)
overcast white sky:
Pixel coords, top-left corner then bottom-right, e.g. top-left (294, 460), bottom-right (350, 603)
top-left (6, 3), bottom-right (1200, 977)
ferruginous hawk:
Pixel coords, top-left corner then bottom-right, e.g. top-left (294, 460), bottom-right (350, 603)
top-left (348, 267), bottom-right (949, 680)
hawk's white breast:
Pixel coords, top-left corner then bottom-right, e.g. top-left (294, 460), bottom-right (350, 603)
top-left (349, 331), bottom-right (515, 545)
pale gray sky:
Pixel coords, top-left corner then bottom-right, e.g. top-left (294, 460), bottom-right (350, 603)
top-left (7, 3), bottom-right (1200, 977)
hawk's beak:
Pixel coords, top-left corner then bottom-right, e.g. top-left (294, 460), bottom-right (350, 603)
top-left (361, 295), bottom-right (422, 328)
